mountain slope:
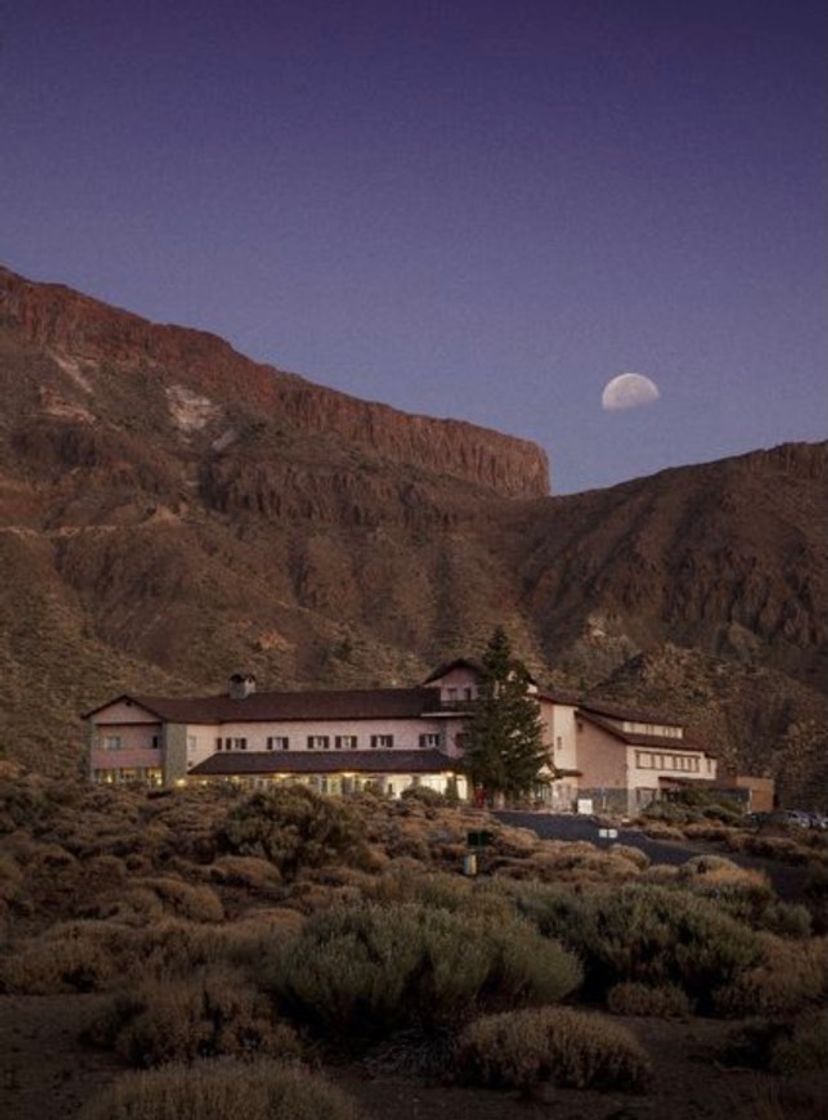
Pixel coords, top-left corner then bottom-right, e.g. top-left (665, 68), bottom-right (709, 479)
top-left (0, 266), bottom-right (825, 802)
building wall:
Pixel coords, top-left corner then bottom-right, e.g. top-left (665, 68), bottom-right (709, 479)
top-left (163, 723), bottom-right (189, 785)
top-left (91, 700), bottom-right (162, 725)
top-left (425, 667), bottom-right (479, 704)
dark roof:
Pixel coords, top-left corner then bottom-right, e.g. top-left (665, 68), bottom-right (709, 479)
top-left (188, 749), bottom-right (460, 776)
top-left (421, 658), bottom-right (484, 684)
top-left (422, 657), bottom-right (539, 687)
top-left (577, 710), bottom-right (714, 755)
top-left (579, 697), bottom-right (685, 726)
top-left (537, 688), bottom-right (582, 707)
top-left (87, 687), bottom-right (449, 725)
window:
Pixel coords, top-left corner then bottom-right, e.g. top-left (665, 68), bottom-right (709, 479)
top-left (152, 735), bottom-right (161, 749)
top-left (215, 736), bottom-right (223, 751)
top-left (103, 736), bottom-right (122, 750)
top-left (267, 737), bottom-right (289, 751)
top-left (336, 735), bottom-right (358, 750)
top-left (463, 687), bottom-right (474, 700)
top-left (370, 735), bottom-right (394, 749)
top-left (307, 736), bottom-right (330, 750)
top-left (636, 751), bottom-right (652, 769)
top-left (419, 733), bottom-right (440, 748)
top-left (446, 688), bottom-right (458, 702)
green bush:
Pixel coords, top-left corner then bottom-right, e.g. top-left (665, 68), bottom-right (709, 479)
top-left (92, 966), bottom-right (302, 1067)
top-left (516, 881), bottom-right (761, 1004)
top-left (215, 787), bottom-right (366, 878)
top-left (457, 1006), bottom-right (651, 1092)
top-left (264, 901), bottom-right (582, 1037)
top-left (78, 1059), bottom-right (358, 1120)
top-left (606, 982), bottom-right (692, 1018)
top-left (712, 934), bottom-right (827, 1017)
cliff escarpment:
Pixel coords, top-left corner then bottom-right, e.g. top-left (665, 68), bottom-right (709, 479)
top-left (0, 266), bottom-right (549, 499)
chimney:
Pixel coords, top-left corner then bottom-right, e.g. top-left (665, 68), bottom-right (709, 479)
top-left (229, 672), bottom-right (257, 700)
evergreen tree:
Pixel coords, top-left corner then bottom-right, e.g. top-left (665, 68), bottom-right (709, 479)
top-left (463, 627), bottom-right (551, 802)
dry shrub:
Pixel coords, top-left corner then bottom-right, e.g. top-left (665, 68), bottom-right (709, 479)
top-left (642, 822), bottom-right (684, 841)
top-left (493, 826), bottom-right (539, 859)
top-left (78, 1058), bottom-right (358, 1120)
top-left (726, 833), bottom-right (811, 866)
top-left (495, 841), bottom-right (643, 885)
top-left (265, 901), bottom-right (582, 1037)
top-left (683, 822), bottom-right (733, 843)
top-left (0, 852), bottom-right (23, 902)
top-left (609, 844), bottom-right (650, 870)
top-left (606, 982), bottom-right (692, 1018)
top-left (94, 966), bottom-right (301, 1067)
top-left (0, 930), bottom-right (115, 993)
top-left (713, 934), bottom-right (827, 1016)
top-left (457, 1006), bottom-right (651, 1092)
top-left (208, 855), bottom-right (283, 892)
top-left (678, 863), bottom-right (811, 936)
top-left (216, 787), bottom-right (366, 878)
top-left (641, 864), bottom-right (681, 885)
top-left (726, 1011), bottom-right (828, 1076)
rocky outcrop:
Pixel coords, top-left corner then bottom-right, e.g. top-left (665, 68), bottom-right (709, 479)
top-left (0, 267), bottom-right (550, 498)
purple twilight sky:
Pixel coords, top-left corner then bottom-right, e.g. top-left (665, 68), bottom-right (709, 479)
top-left (2, 0), bottom-right (826, 493)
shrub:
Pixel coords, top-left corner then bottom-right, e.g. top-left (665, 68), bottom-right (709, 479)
top-left (0, 931), bottom-right (115, 993)
top-left (516, 881), bottom-right (761, 1003)
top-left (78, 1059), bottom-right (358, 1120)
top-left (134, 877), bottom-right (224, 922)
top-left (609, 844), bottom-right (650, 870)
top-left (93, 967), bottom-right (302, 1067)
top-left (606, 982), bottom-right (692, 1018)
top-left (264, 901), bottom-right (582, 1037)
top-left (713, 934), bottom-right (826, 1017)
top-left (676, 863), bottom-right (810, 935)
top-left (725, 1011), bottom-right (828, 1076)
top-left (215, 787), bottom-right (366, 878)
top-left (208, 855), bottom-right (283, 892)
top-left (400, 786), bottom-right (446, 808)
top-left (457, 1006), bottom-right (651, 1092)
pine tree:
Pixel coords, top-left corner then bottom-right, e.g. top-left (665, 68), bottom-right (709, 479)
top-left (463, 627), bottom-right (551, 802)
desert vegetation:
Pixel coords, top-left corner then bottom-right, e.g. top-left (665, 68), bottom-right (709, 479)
top-left (1, 762), bottom-right (827, 1119)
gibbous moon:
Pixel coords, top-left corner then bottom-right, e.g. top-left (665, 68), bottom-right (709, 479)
top-left (601, 372), bottom-right (660, 412)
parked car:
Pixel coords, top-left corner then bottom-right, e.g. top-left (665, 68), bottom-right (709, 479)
top-left (806, 812), bottom-right (828, 831)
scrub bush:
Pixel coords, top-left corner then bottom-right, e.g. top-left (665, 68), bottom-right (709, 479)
top-left (92, 966), bottom-right (302, 1067)
top-left (515, 881), bottom-right (761, 1003)
top-left (264, 901), bottom-right (582, 1037)
top-left (215, 787), bottom-right (366, 878)
top-left (78, 1059), bottom-right (358, 1120)
top-left (457, 1006), bottom-right (651, 1092)
top-left (606, 982), bottom-right (692, 1018)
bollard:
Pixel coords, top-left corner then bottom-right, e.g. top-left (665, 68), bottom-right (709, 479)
top-left (463, 852), bottom-right (478, 877)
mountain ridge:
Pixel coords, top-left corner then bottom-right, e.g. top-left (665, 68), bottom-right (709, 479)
top-left (0, 268), bottom-right (825, 805)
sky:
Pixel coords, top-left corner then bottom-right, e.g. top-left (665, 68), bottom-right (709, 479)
top-left (1, 0), bottom-right (825, 493)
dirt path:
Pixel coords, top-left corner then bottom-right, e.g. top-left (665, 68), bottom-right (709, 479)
top-left (1, 995), bottom-right (824, 1120)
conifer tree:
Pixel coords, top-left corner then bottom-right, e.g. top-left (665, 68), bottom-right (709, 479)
top-left (463, 627), bottom-right (550, 802)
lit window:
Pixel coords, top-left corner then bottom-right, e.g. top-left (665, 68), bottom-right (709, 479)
top-left (419, 733), bottom-right (439, 748)
top-left (335, 735), bottom-right (358, 750)
top-left (267, 737), bottom-right (289, 751)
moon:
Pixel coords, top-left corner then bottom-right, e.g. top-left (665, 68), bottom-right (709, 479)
top-left (601, 372), bottom-right (660, 412)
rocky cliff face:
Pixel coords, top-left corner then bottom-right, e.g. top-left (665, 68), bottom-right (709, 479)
top-left (0, 267), bottom-right (550, 499)
top-left (0, 267), bottom-right (825, 805)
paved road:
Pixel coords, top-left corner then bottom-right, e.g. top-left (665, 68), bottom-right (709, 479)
top-left (494, 811), bottom-right (808, 899)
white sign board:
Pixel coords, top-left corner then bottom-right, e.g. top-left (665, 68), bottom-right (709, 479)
top-left (598, 828), bottom-right (619, 839)
top-left (576, 798), bottom-right (593, 815)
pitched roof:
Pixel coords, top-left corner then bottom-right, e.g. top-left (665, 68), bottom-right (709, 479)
top-left (421, 658), bottom-right (484, 684)
top-left (577, 710), bottom-right (715, 755)
top-left (188, 749), bottom-right (459, 776)
top-left (87, 687), bottom-right (449, 725)
top-left (578, 697), bottom-right (685, 726)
